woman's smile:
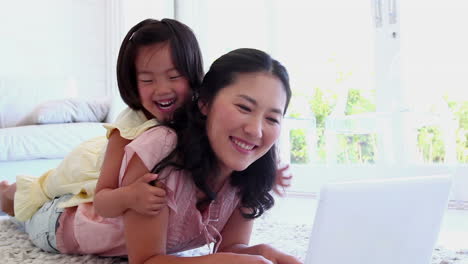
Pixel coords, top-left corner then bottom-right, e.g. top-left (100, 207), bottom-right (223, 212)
top-left (230, 136), bottom-right (257, 153)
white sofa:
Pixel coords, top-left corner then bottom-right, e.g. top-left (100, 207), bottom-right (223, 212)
top-left (0, 87), bottom-right (124, 184)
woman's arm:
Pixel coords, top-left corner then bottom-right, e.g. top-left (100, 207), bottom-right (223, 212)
top-left (121, 154), bottom-right (274, 264)
top-left (218, 207), bottom-right (302, 264)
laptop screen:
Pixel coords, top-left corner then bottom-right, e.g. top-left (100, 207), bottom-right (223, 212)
top-left (305, 175), bottom-right (452, 264)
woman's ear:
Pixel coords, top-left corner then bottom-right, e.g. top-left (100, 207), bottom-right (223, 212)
top-left (198, 100), bottom-right (209, 116)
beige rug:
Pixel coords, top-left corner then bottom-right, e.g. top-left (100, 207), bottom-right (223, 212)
top-left (1, 216), bottom-right (467, 263)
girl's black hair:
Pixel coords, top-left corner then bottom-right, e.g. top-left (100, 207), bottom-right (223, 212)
top-left (153, 48), bottom-right (291, 219)
top-left (116, 18), bottom-right (203, 110)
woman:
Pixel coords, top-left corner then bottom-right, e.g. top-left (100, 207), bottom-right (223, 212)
top-left (122, 48), bottom-right (299, 263)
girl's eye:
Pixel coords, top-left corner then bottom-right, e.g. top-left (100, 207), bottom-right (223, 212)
top-left (140, 79), bottom-right (152, 83)
top-left (169, 75), bottom-right (182, 80)
top-left (236, 104), bottom-right (251, 112)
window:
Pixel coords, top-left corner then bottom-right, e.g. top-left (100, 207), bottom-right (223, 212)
top-left (400, 0), bottom-right (468, 164)
top-left (176, 0), bottom-right (468, 195)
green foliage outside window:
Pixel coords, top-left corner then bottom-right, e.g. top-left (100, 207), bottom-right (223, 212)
top-left (345, 89), bottom-right (376, 115)
top-left (337, 89), bottom-right (377, 164)
top-left (449, 100), bottom-right (468, 163)
top-left (290, 128), bottom-right (308, 164)
top-left (417, 127), bottom-right (445, 163)
top-left (288, 87), bottom-right (376, 164)
top-left (288, 88), bottom-right (337, 163)
top-left (288, 88), bottom-right (468, 164)
top-left (416, 99), bottom-right (468, 163)
top-left (336, 134), bottom-right (377, 164)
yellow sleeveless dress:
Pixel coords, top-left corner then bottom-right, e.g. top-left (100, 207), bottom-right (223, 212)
top-left (14, 108), bottom-right (158, 221)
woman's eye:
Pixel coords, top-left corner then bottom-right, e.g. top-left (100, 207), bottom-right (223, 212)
top-left (139, 79), bottom-right (152, 83)
top-left (236, 104), bottom-right (251, 112)
top-left (267, 117), bottom-right (280, 124)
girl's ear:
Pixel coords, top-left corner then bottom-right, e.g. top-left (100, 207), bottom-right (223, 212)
top-left (198, 100), bottom-right (209, 116)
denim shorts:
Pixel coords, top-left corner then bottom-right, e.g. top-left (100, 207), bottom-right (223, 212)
top-left (15, 194), bottom-right (71, 253)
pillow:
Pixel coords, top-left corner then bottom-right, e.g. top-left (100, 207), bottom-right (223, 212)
top-left (16, 98), bottom-right (110, 126)
top-left (0, 122), bottom-right (106, 161)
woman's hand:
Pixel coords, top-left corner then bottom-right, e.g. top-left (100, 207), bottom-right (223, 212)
top-left (212, 252), bottom-right (275, 264)
top-left (218, 244), bottom-right (302, 264)
top-left (231, 254), bottom-right (275, 264)
top-left (127, 173), bottom-right (167, 215)
top-left (258, 244), bottom-right (302, 264)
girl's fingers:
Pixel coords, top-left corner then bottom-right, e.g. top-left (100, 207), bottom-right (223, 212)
top-left (273, 186), bottom-right (285, 197)
top-left (143, 204), bottom-right (166, 215)
top-left (147, 185), bottom-right (166, 196)
top-left (150, 204), bottom-right (165, 212)
top-left (277, 179), bottom-right (291, 187)
top-left (146, 210), bottom-right (160, 216)
top-left (148, 196), bottom-right (167, 203)
top-left (140, 173), bottom-right (158, 183)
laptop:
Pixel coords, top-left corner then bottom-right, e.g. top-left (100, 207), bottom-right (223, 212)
top-left (304, 175), bottom-right (452, 264)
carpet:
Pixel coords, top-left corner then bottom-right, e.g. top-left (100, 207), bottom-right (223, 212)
top-left (1, 216), bottom-right (468, 263)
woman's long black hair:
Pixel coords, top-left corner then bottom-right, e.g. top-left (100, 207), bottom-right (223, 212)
top-left (152, 48), bottom-right (291, 219)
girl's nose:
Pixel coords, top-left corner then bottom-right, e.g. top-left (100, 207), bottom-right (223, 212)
top-left (152, 79), bottom-right (171, 94)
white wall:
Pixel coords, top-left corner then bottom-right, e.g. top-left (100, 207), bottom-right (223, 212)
top-left (0, 0), bottom-right (107, 97)
top-left (121, 0), bottom-right (173, 32)
top-left (0, 0), bottom-right (108, 127)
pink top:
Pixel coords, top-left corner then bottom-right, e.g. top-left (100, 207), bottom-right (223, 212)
top-left (55, 126), bottom-right (241, 256)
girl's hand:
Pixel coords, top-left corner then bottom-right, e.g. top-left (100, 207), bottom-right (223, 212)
top-left (127, 173), bottom-right (167, 215)
top-left (273, 163), bottom-right (293, 196)
top-left (259, 244), bottom-right (302, 264)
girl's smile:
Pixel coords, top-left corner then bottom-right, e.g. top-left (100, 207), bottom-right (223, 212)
top-left (154, 98), bottom-right (176, 112)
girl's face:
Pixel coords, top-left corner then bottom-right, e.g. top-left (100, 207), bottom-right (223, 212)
top-left (202, 72), bottom-right (287, 177)
top-left (135, 43), bottom-right (190, 121)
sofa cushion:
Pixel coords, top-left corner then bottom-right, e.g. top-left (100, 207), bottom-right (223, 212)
top-left (0, 123), bottom-right (106, 161)
top-left (16, 98), bottom-right (110, 126)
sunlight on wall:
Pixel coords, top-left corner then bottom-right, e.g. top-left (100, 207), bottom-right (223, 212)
top-left (400, 0), bottom-right (468, 106)
top-left (0, 1), bottom-right (107, 99)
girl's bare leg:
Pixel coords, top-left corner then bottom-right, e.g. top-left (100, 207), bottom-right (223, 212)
top-left (0, 181), bottom-right (16, 216)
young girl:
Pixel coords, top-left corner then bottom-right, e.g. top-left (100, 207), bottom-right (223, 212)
top-left (2, 48), bottom-right (301, 264)
top-left (0, 18), bottom-right (204, 221)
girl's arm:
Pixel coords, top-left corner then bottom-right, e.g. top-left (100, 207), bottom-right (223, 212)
top-left (121, 155), bottom-right (274, 264)
top-left (93, 130), bottom-right (132, 217)
top-left (94, 130), bottom-right (167, 218)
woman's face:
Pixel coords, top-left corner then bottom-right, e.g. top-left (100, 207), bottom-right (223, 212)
top-left (202, 72), bottom-right (287, 176)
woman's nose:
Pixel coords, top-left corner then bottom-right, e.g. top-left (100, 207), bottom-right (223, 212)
top-left (243, 117), bottom-right (263, 138)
